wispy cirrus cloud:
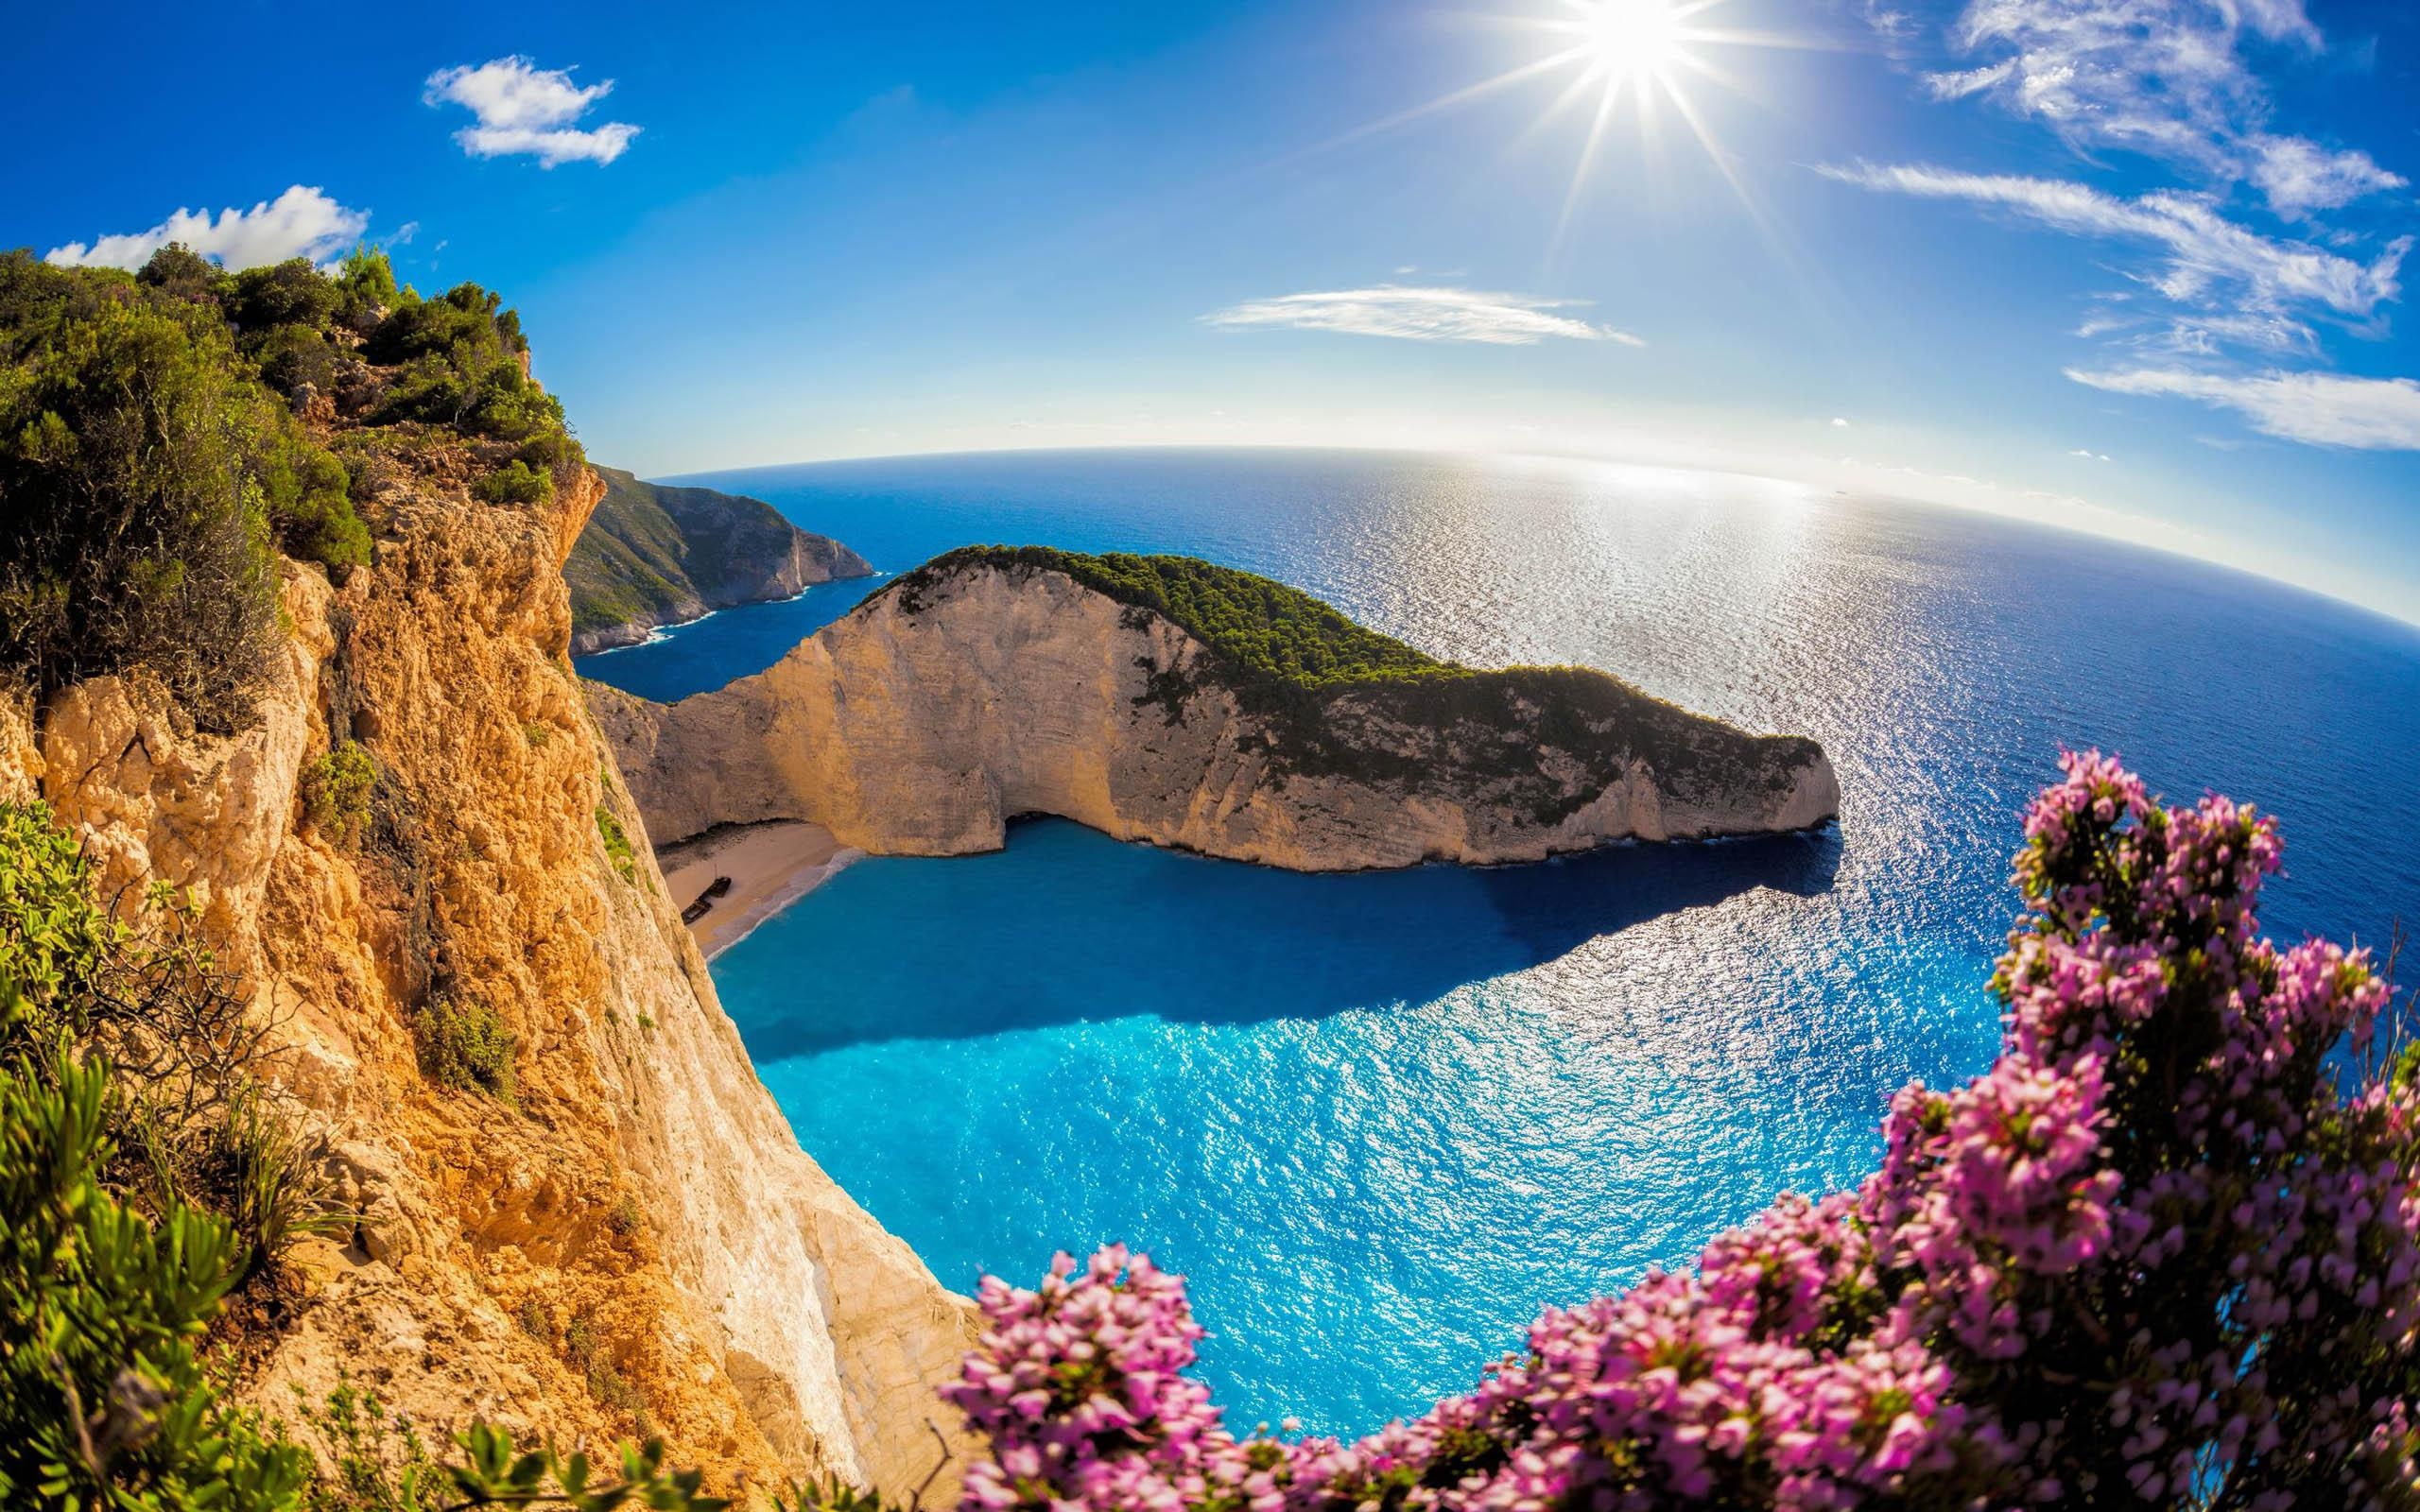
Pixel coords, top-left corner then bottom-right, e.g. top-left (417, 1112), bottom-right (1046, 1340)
top-left (44, 185), bottom-right (368, 271)
top-left (2067, 367), bottom-right (2420, 449)
top-left (425, 57), bottom-right (639, 167)
top-left (1918, 0), bottom-right (2400, 217)
top-left (1202, 286), bottom-right (1644, 347)
top-left (1817, 163), bottom-right (2406, 322)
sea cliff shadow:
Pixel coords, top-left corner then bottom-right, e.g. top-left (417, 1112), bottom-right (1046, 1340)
top-left (720, 818), bottom-right (1842, 1060)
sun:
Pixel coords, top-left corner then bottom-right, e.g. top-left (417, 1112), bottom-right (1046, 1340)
top-left (1571, 0), bottom-right (1691, 84)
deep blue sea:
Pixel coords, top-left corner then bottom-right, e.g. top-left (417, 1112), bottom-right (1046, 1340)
top-left (579, 447), bottom-right (2420, 1438)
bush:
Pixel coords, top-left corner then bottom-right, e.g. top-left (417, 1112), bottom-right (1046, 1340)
top-left (330, 248), bottom-right (401, 335)
top-left (225, 258), bottom-right (337, 336)
top-left (0, 1040), bottom-right (312, 1510)
top-left (934, 754), bottom-right (2420, 1512)
top-left (0, 255), bottom-right (374, 724)
top-left (596, 803), bottom-right (639, 885)
top-left (473, 458), bottom-right (553, 507)
top-left (135, 241), bottom-right (226, 306)
top-left (0, 294), bottom-right (283, 730)
top-left (300, 742), bottom-right (376, 846)
top-left (412, 997), bottom-right (515, 1102)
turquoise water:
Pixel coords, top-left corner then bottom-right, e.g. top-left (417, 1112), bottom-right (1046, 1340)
top-left (579, 448), bottom-right (2420, 1436)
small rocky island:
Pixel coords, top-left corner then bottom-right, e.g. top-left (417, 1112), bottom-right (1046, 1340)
top-left (589, 546), bottom-right (1839, 870)
top-left (565, 466), bottom-right (873, 653)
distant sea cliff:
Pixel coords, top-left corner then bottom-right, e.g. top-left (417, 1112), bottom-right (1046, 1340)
top-left (566, 467), bottom-right (873, 655)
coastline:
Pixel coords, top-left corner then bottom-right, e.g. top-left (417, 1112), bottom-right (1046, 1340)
top-left (658, 819), bottom-right (859, 958)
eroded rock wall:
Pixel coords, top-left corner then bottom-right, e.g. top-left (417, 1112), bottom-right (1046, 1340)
top-left (4, 467), bottom-right (974, 1498)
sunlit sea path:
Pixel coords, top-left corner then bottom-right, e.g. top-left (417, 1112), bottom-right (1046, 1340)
top-left (579, 447), bottom-right (2420, 1436)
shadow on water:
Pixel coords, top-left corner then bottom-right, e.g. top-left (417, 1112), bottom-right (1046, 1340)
top-left (723, 817), bottom-right (1842, 1061)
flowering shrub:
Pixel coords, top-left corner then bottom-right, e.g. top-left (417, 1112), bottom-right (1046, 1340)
top-left (940, 754), bottom-right (2419, 1511)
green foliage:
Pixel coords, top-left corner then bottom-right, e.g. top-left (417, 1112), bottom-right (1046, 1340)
top-left (302, 742), bottom-right (378, 847)
top-left (0, 801), bottom-right (339, 1278)
top-left (0, 249), bottom-right (373, 728)
top-left (441, 1422), bottom-right (725, 1511)
top-left (287, 1378), bottom-right (728, 1512)
top-left (475, 459), bottom-right (555, 507)
top-left (227, 259), bottom-right (338, 337)
top-left (0, 277), bottom-right (284, 728)
top-left (290, 1376), bottom-right (441, 1512)
top-left (331, 249), bottom-right (402, 335)
top-left (897, 547), bottom-right (1450, 692)
top-left (412, 997), bottom-right (517, 1103)
top-left (0, 1040), bottom-right (312, 1510)
top-left (605, 1194), bottom-right (645, 1238)
top-left (596, 804), bottom-right (639, 885)
top-left (135, 242), bottom-right (226, 306)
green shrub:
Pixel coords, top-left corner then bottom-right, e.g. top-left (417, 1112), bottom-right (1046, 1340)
top-left (412, 997), bottom-right (515, 1102)
top-left (474, 458), bottom-right (553, 507)
top-left (253, 321), bottom-right (337, 400)
top-left (0, 288), bottom-right (283, 730)
top-left (596, 803), bottom-right (639, 885)
top-left (225, 258), bottom-right (337, 336)
top-left (135, 241), bottom-right (227, 307)
top-left (330, 248), bottom-right (401, 335)
top-left (301, 742), bottom-right (376, 846)
top-left (0, 252), bottom-right (374, 725)
top-left (0, 1041), bottom-right (312, 1510)
top-left (606, 1193), bottom-right (645, 1237)
top-left (214, 1083), bottom-right (348, 1283)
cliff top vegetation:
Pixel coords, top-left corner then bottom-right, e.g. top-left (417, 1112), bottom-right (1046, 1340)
top-left (0, 244), bottom-right (580, 730)
top-left (891, 546), bottom-right (1450, 690)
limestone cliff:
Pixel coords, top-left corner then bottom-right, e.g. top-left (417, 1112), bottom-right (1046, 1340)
top-left (1, 465), bottom-right (972, 1497)
top-left (592, 550), bottom-right (1838, 869)
top-left (568, 467), bottom-right (874, 655)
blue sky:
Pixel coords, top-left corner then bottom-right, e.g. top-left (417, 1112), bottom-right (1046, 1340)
top-left (8, 0), bottom-right (2417, 620)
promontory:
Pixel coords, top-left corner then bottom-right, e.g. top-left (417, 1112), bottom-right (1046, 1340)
top-left (588, 545), bottom-right (1840, 870)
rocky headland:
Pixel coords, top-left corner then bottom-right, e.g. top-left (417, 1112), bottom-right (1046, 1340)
top-left (590, 546), bottom-right (1839, 870)
top-left (566, 466), bottom-right (873, 655)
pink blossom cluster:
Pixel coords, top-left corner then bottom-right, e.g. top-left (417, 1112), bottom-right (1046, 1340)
top-left (940, 754), bottom-right (2420, 1511)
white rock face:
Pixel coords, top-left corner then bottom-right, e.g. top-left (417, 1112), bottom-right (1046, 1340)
top-left (593, 558), bottom-right (1840, 870)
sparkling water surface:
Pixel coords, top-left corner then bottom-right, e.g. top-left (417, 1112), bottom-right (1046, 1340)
top-left (579, 447), bottom-right (2420, 1436)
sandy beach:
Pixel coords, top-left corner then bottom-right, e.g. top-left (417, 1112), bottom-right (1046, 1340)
top-left (657, 819), bottom-right (859, 958)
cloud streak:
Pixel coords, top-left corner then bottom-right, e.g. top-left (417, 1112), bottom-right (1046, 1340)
top-left (425, 57), bottom-right (639, 167)
top-left (44, 185), bottom-right (369, 271)
top-left (1202, 286), bottom-right (1644, 346)
top-left (1819, 162), bottom-right (2405, 322)
top-left (2067, 367), bottom-right (2420, 449)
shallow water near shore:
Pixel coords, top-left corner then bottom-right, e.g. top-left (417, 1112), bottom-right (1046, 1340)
top-left (579, 446), bottom-right (2420, 1436)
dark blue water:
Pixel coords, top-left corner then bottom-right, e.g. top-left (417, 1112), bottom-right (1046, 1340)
top-left (579, 447), bottom-right (2420, 1437)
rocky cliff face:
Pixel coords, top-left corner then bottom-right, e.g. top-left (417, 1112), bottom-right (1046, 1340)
top-left (592, 555), bottom-right (1839, 869)
top-left (567, 467), bottom-right (874, 655)
top-left (1, 466), bottom-right (971, 1497)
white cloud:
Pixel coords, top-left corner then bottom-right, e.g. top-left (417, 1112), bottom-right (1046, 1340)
top-left (2067, 366), bottom-right (2420, 448)
top-left (424, 57), bottom-right (639, 167)
top-left (2067, 447), bottom-right (2113, 460)
top-left (1915, 0), bottom-right (2396, 218)
top-left (1817, 162), bottom-right (2406, 324)
top-left (1202, 286), bottom-right (1645, 346)
top-left (44, 185), bottom-right (369, 271)
top-left (2247, 135), bottom-right (2407, 218)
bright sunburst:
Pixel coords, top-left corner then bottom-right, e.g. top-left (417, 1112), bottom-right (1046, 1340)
top-left (1566, 0), bottom-right (1693, 84)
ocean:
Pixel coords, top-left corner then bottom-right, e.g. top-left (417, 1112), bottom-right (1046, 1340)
top-left (577, 446), bottom-right (2420, 1436)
